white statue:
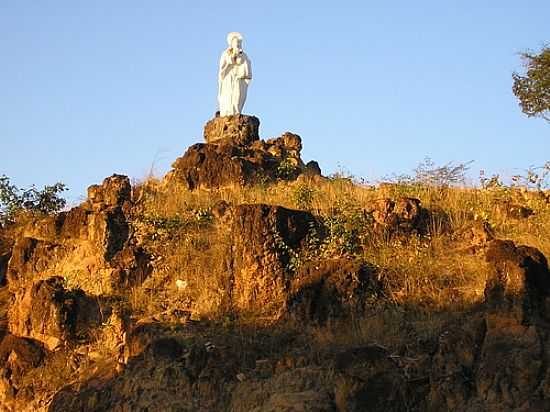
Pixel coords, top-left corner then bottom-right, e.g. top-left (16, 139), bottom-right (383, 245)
top-left (218, 32), bottom-right (252, 116)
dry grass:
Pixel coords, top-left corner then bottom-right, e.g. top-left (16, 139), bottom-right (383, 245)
top-left (123, 175), bottom-right (550, 352)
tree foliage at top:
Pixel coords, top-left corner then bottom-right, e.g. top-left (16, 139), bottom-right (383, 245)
top-left (512, 46), bottom-right (550, 122)
top-left (0, 175), bottom-right (67, 226)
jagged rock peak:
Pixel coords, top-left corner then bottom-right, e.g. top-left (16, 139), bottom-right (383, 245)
top-left (166, 115), bottom-right (321, 190)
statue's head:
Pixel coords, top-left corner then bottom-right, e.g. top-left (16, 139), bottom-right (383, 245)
top-left (227, 32), bottom-right (243, 49)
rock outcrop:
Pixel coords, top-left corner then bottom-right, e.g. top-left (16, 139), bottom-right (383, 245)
top-left (204, 114), bottom-right (260, 145)
top-left (476, 239), bottom-right (550, 411)
top-left (2, 116), bottom-right (550, 411)
top-left (5, 174), bottom-right (150, 295)
top-left (229, 204), bottom-right (315, 314)
top-left (287, 258), bottom-right (381, 325)
top-left (167, 116), bottom-right (315, 189)
top-left (428, 239), bottom-right (550, 411)
top-left (8, 277), bottom-right (102, 350)
top-left (49, 337), bottom-right (235, 412)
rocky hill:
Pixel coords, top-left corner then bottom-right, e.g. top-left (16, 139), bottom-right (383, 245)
top-left (0, 115), bottom-right (550, 411)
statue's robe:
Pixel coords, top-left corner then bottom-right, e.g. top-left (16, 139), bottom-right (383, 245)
top-left (218, 49), bottom-right (252, 116)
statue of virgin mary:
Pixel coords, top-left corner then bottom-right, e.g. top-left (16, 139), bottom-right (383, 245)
top-left (218, 32), bottom-right (252, 116)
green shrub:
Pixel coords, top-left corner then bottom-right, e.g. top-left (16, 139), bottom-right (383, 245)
top-left (0, 175), bottom-right (67, 226)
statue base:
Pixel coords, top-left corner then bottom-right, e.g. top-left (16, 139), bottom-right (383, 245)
top-left (204, 114), bottom-right (260, 146)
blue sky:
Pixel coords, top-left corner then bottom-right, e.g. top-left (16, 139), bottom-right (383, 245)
top-left (1, 1), bottom-right (548, 201)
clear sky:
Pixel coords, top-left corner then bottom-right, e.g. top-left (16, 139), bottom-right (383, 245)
top-left (1, 1), bottom-right (548, 201)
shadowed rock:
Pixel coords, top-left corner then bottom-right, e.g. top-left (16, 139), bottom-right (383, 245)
top-left (473, 240), bottom-right (550, 410)
top-left (484, 239), bottom-right (550, 323)
top-left (8, 276), bottom-right (102, 349)
top-left (333, 345), bottom-right (406, 412)
top-left (287, 258), bottom-right (381, 325)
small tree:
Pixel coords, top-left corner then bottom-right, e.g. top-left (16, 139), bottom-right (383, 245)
top-left (414, 157), bottom-right (473, 187)
top-left (512, 46), bottom-right (550, 122)
top-left (0, 175), bottom-right (67, 226)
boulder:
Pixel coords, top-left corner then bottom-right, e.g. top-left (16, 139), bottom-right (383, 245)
top-left (230, 204), bottom-right (315, 314)
top-left (8, 276), bottom-right (102, 349)
top-left (484, 239), bottom-right (550, 323)
top-left (204, 114), bottom-right (260, 145)
top-left (0, 334), bottom-right (45, 371)
top-left (304, 160), bottom-right (322, 177)
top-left (6, 237), bottom-right (70, 286)
top-left (287, 258), bottom-right (381, 325)
top-left (169, 121), bottom-right (312, 189)
top-left (367, 197), bottom-right (430, 235)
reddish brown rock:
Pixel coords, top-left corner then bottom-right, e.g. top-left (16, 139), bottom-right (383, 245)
top-left (8, 276), bottom-right (102, 349)
top-left (49, 338), bottom-right (233, 412)
top-left (87, 174), bottom-right (132, 211)
top-left (5, 174), bottom-right (150, 295)
top-left (287, 258), bottom-right (380, 325)
top-left (471, 240), bottom-right (550, 410)
top-left (230, 367), bottom-right (335, 412)
top-left (367, 197), bottom-right (430, 235)
top-left (484, 239), bottom-right (550, 323)
top-left (0, 238), bottom-right (11, 286)
top-left (167, 129), bottom-right (311, 189)
top-left (204, 114), bottom-right (260, 145)
top-left (230, 204), bottom-right (315, 314)
top-left (0, 334), bottom-right (45, 371)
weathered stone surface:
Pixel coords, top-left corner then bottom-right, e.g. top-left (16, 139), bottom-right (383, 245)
top-left (204, 114), bottom-right (260, 145)
top-left (230, 367), bottom-right (335, 412)
top-left (167, 131), bottom-right (310, 189)
top-left (4, 174), bottom-right (150, 295)
top-left (87, 174), bottom-right (132, 211)
top-left (168, 143), bottom-right (270, 189)
top-left (366, 197), bottom-right (430, 235)
top-left (0, 334), bottom-right (45, 371)
top-left (0, 334), bottom-right (47, 408)
top-left (473, 240), bottom-right (550, 410)
top-left (468, 220), bottom-right (495, 248)
top-left (287, 258), bottom-right (380, 325)
top-left (333, 345), bottom-right (406, 412)
top-left (0, 237), bottom-right (12, 286)
top-left (484, 239), bottom-right (550, 323)
top-left (230, 204), bottom-right (315, 314)
top-left (264, 132), bottom-right (303, 167)
top-left (6, 237), bottom-right (71, 286)
top-left (49, 339), bottom-right (234, 412)
top-left (8, 276), bottom-right (102, 349)
top-left (304, 160), bottom-right (322, 177)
